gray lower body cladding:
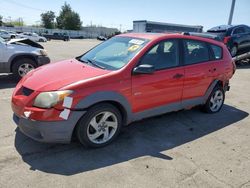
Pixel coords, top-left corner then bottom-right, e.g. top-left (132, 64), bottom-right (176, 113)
top-left (13, 111), bottom-right (86, 143)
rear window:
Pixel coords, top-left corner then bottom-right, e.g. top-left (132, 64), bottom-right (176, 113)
top-left (210, 45), bottom-right (222, 60)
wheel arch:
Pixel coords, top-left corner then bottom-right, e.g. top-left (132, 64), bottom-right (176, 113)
top-left (9, 54), bottom-right (38, 72)
top-left (71, 94), bottom-right (132, 142)
top-left (74, 91), bottom-right (133, 125)
top-left (204, 79), bottom-right (225, 103)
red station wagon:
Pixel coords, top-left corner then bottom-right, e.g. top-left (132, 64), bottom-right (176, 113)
top-left (12, 33), bottom-right (236, 147)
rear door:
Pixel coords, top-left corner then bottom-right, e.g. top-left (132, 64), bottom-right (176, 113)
top-left (131, 39), bottom-right (184, 113)
top-left (182, 39), bottom-right (217, 101)
top-left (0, 41), bottom-right (9, 72)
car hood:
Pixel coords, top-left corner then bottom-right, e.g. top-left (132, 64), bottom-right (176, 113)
top-left (21, 59), bottom-right (111, 91)
top-left (7, 38), bottom-right (44, 49)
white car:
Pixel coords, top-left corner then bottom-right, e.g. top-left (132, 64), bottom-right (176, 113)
top-left (19, 32), bottom-right (47, 42)
top-left (0, 37), bottom-right (50, 80)
top-left (0, 30), bottom-right (16, 39)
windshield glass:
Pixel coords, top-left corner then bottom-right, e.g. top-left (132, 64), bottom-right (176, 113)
top-left (79, 36), bottom-right (149, 70)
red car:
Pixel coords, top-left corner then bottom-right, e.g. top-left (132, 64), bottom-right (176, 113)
top-left (12, 33), bottom-right (235, 148)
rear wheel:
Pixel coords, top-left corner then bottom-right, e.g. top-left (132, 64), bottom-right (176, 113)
top-left (202, 86), bottom-right (225, 113)
top-left (76, 103), bottom-right (122, 148)
top-left (12, 58), bottom-right (37, 81)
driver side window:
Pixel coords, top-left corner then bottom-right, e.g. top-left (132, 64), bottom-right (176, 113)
top-left (140, 40), bottom-right (179, 70)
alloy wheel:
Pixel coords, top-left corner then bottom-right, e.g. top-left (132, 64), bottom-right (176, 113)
top-left (87, 111), bottom-right (118, 144)
top-left (209, 90), bottom-right (224, 112)
top-left (18, 63), bottom-right (35, 77)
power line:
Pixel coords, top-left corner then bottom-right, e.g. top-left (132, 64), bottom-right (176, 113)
top-left (2, 0), bottom-right (48, 12)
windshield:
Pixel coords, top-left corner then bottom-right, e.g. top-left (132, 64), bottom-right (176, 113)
top-left (79, 36), bottom-right (149, 70)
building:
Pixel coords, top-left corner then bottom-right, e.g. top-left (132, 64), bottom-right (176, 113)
top-left (133, 20), bottom-right (203, 33)
top-left (0, 26), bottom-right (119, 38)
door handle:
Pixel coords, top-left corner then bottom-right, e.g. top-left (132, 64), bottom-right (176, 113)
top-left (209, 68), bottom-right (217, 73)
top-left (173, 73), bottom-right (184, 79)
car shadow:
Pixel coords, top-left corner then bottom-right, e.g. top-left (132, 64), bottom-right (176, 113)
top-left (14, 104), bottom-right (248, 175)
top-left (0, 74), bottom-right (17, 89)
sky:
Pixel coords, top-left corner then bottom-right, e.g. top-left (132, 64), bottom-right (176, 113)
top-left (0, 0), bottom-right (249, 31)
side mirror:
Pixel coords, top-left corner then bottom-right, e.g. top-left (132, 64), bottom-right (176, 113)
top-left (133, 64), bottom-right (155, 75)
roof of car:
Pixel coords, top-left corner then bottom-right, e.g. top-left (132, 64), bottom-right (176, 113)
top-left (118, 32), bottom-right (224, 46)
top-left (207, 24), bottom-right (250, 32)
top-left (208, 25), bottom-right (233, 32)
top-left (119, 33), bottom-right (168, 40)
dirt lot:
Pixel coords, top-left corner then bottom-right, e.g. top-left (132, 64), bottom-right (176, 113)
top-left (0, 39), bottom-right (250, 188)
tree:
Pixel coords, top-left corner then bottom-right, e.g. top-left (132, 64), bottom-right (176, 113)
top-left (0, 15), bottom-right (3, 26)
top-left (41, 11), bottom-right (56, 29)
top-left (56, 2), bottom-right (82, 30)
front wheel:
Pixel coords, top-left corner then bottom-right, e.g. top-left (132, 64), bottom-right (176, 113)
top-left (76, 103), bottom-right (122, 148)
top-left (12, 58), bottom-right (37, 81)
top-left (202, 86), bottom-right (225, 113)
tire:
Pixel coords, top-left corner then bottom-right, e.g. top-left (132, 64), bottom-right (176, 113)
top-left (202, 86), bottom-right (225, 113)
top-left (39, 39), bottom-right (43, 42)
top-left (76, 103), bottom-right (122, 148)
top-left (230, 45), bottom-right (238, 57)
top-left (12, 58), bottom-right (37, 81)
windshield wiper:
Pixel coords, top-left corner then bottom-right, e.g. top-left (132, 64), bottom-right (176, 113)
top-left (79, 58), bottom-right (106, 70)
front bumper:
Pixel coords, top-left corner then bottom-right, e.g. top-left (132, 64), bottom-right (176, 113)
top-left (37, 56), bottom-right (50, 66)
top-left (13, 110), bottom-right (86, 143)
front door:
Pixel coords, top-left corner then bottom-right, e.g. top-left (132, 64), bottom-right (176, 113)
top-left (131, 39), bottom-right (184, 113)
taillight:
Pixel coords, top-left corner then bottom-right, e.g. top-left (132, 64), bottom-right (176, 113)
top-left (223, 36), bottom-right (231, 44)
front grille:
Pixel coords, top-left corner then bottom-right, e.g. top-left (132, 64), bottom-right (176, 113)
top-left (22, 87), bottom-right (34, 96)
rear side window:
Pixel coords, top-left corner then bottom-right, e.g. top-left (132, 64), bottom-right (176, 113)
top-left (183, 40), bottom-right (210, 65)
top-left (244, 26), bottom-right (250, 33)
top-left (233, 27), bottom-right (245, 34)
top-left (210, 45), bottom-right (222, 60)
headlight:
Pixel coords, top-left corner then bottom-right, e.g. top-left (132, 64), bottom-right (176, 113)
top-left (33, 90), bottom-right (73, 108)
top-left (40, 49), bottom-right (48, 56)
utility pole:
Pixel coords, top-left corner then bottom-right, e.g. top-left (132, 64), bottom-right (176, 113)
top-left (119, 24), bottom-right (122, 32)
top-left (228, 0), bottom-right (236, 25)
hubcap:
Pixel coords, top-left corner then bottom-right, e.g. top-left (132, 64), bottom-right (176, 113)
top-left (209, 90), bottom-right (224, 112)
top-left (18, 63), bottom-right (34, 77)
top-left (87, 111), bottom-right (118, 144)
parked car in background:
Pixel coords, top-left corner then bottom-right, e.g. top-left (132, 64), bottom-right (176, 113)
top-left (207, 25), bottom-right (250, 56)
top-left (12, 33), bottom-right (235, 148)
top-left (0, 37), bottom-right (50, 80)
top-left (43, 32), bottom-right (70, 41)
top-left (19, 32), bottom-right (47, 42)
top-left (0, 30), bottom-right (16, 39)
top-left (97, 36), bottom-right (107, 41)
